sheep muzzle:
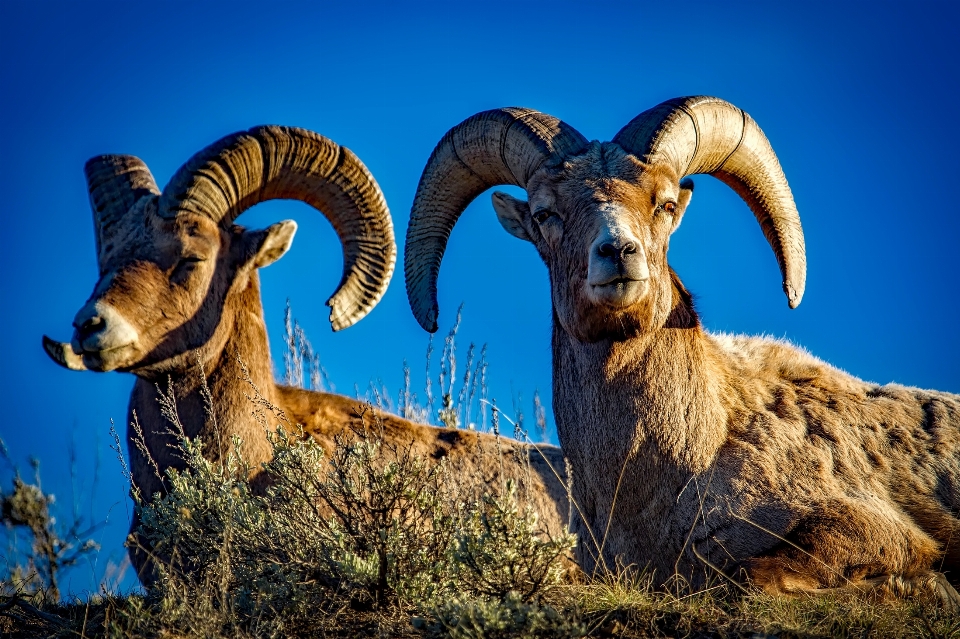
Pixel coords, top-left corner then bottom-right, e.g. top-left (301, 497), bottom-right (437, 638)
top-left (586, 209), bottom-right (650, 307)
top-left (65, 299), bottom-right (141, 372)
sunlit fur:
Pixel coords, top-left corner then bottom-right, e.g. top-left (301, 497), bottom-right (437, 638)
top-left (494, 141), bottom-right (960, 603)
top-left (58, 203), bottom-right (569, 583)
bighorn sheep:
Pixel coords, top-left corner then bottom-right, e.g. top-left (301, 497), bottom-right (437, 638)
top-left (42, 126), bottom-right (568, 582)
top-left (404, 97), bottom-right (960, 603)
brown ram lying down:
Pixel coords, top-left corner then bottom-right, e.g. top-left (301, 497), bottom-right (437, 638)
top-left (277, 387), bottom-right (568, 525)
top-left (43, 126), bottom-right (569, 584)
top-left (404, 96), bottom-right (960, 608)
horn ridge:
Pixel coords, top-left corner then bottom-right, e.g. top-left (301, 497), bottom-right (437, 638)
top-left (614, 96), bottom-right (806, 308)
top-left (158, 125), bottom-right (395, 330)
top-left (85, 155), bottom-right (160, 271)
top-left (405, 109), bottom-right (587, 332)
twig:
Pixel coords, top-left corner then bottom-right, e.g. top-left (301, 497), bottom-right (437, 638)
top-left (690, 545), bottom-right (750, 595)
top-left (596, 445), bottom-right (632, 576)
top-left (195, 350), bottom-right (222, 463)
top-left (0, 596), bottom-right (70, 628)
top-left (130, 411), bottom-right (162, 485)
top-left (108, 420), bottom-right (133, 492)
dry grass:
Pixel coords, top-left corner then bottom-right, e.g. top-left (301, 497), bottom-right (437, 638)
top-left (6, 566), bottom-right (960, 638)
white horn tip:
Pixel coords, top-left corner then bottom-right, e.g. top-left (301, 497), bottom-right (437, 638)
top-left (326, 298), bottom-right (358, 332)
top-left (786, 284), bottom-right (803, 309)
top-left (42, 335), bottom-right (88, 371)
top-left (329, 316), bottom-right (350, 332)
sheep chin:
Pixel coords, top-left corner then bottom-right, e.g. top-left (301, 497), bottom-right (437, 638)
top-left (43, 336), bottom-right (144, 374)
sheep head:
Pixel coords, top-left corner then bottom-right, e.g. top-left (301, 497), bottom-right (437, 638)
top-left (405, 97), bottom-right (805, 342)
top-left (490, 144), bottom-right (696, 341)
top-left (43, 126), bottom-right (396, 376)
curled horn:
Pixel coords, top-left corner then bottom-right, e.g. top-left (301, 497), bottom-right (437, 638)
top-left (85, 155), bottom-right (160, 274)
top-left (405, 109), bottom-right (588, 332)
top-left (613, 96), bottom-right (806, 308)
top-left (43, 157), bottom-right (160, 371)
top-left (42, 336), bottom-right (87, 371)
top-left (158, 126), bottom-right (395, 331)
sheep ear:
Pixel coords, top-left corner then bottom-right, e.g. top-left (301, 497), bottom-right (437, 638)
top-left (672, 178), bottom-right (695, 232)
top-left (247, 220), bottom-right (298, 268)
top-left (491, 191), bottom-right (533, 242)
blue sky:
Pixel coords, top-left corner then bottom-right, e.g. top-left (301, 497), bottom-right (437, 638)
top-left (2, 0), bottom-right (959, 596)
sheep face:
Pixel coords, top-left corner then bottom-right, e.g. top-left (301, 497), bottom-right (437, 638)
top-left (67, 199), bottom-right (295, 377)
top-left (492, 142), bottom-right (694, 343)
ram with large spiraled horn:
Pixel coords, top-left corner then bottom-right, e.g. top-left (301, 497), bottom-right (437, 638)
top-left (43, 126), bottom-right (569, 583)
top-left (405, 96), bottom-right (960, 605)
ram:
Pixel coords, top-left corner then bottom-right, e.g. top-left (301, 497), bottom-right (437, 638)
top-left (43, 126), bottom-right (568, 582)
top-left (404, 97), bottom-right (960, 604)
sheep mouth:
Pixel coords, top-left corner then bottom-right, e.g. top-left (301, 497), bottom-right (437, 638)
top-left (588, 277), bottom-right (648, 306)
top-left (77, 343), bottom-right (140, 372)
top-left (593, 277), bottom-right (642, 287)
top-left (43, 337), bottom-right (140, 372)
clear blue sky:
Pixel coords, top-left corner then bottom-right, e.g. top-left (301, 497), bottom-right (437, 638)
top-left (2, 0), bottom-right (958, 596)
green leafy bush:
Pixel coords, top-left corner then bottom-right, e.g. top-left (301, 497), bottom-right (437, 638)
top-left (453, 481), bottom-right (575, 602)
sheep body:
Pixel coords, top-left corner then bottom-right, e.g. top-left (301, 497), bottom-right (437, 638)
top-left (404, 96), bottom-right (960, 602)
top-left (555, 325), bottom-right (960, 588)
top-left (44, 127), bottom-right (569, 583)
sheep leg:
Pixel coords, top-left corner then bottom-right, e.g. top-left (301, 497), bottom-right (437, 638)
top-left (743, 499), bottom-right (944, 601)
top-left (748, 558), bottom-right (960, 609)
top-left (813, 572), bottom-right (960, 611)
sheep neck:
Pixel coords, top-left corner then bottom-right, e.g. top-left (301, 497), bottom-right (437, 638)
top-left (126, 272), bottom-right (279, 500)
top-left (554, 322), bottom-right (729, 466)
top-left (551, 284), bottom-right (731, 563)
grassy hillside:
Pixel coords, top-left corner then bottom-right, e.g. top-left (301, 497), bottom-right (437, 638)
top-left (4, 312), bottom-right (959, 638)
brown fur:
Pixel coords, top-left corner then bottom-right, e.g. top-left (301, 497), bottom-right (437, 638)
top-left (57, 206), bottom-right (569, 583)
top-left (492, 142), bottom-right (960, 600)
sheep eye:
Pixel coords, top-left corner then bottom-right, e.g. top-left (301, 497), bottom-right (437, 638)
top-left (532, 210), bottom-right (555, 224)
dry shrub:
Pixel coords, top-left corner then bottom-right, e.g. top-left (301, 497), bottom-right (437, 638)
top-left (0, 445), bottom-right (100, 607)
top-left (126, 401), bottom-right (575, 637)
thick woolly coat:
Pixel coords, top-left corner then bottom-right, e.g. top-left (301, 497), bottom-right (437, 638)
top-left (554, 291), bottom-right (960, 590)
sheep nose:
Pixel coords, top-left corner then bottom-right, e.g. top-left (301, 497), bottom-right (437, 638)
top-left (74, 310), bottom-right (106, 342)
top-left (73, 302), bottom-right (109, 352)
top-left (77, 315), bottom-right (104, 337)
top-left (597, 240), bottom-right (637, 260)
top-left (70, 299), bottom-right (139, 355)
